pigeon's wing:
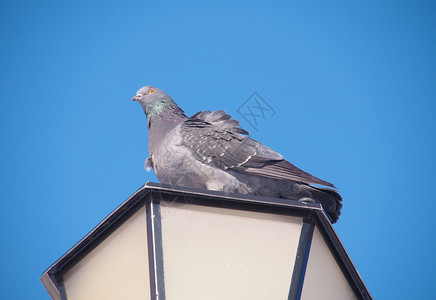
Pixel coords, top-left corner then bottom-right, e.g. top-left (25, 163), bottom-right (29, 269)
top-left (180, 111), bottom-right (335, 188)
top-left (180, 113), bottom-right (259, 170)
top-left (189, 110), bottom-right (249, 135)
top-left (241, 159), bottom-right (335, 188)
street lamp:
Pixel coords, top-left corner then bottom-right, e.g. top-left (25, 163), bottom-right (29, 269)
top-left (41, 182), bottom-right (371, 300)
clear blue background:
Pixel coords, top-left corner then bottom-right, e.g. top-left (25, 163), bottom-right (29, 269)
top-left (1, 1), bottom-right (435, 299)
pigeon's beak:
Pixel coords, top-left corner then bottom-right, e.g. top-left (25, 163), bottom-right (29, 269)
top-left (131, 94), bottom-right (142, 102)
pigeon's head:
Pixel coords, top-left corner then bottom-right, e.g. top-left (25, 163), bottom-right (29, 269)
top-left (132, 86), bottom-right (172, 115)
top-left (132, 86), bottom-right (186, 122)
top-left (132, 86), bottom-right (167, 107)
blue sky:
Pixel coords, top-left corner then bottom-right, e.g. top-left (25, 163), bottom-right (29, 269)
top-left (1, 1), bottom-right (435, 299)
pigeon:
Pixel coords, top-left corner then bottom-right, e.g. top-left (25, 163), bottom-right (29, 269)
top-left (132, 86), bottom-right (342, 223)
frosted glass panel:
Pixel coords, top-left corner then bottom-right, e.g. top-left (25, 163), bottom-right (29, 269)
top-left (301, 227), bottom-right (356, 300)
top-left (63, 207), bottom-right (150, 300)
top-left (160, 202), bottom-right (303, 300)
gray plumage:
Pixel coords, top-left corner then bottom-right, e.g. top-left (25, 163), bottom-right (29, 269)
top-left (132, 86), bottom-right (342, 223)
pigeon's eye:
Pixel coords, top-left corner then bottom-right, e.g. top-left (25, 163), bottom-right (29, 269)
top-left (149, 89), bottom-right (155, 94)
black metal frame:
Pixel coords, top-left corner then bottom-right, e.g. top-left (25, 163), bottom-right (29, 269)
top-left (40, 182), bottom-right (372, 300)
top-left (40, 186), bottom-right (150, 300)
top-left (147, 196), bottom-right (166, 299)
top-left (288, 219), bottom-right (315, 299)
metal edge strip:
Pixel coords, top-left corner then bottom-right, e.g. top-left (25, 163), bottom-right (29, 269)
top-left (288, 218), bottom-right (315, 300)
top-left (40, 273), bottom-right (61, 300)
top-left (147, 195), bottom-right (166, 300)
top-left (313, 210), bottom-right (372, 300)
top-left (40, 185), bottom-right (150, 299)
top-left (144, 182), bottom-right (323, 212)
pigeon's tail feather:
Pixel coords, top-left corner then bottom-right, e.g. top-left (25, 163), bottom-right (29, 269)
top-left (301, 185), bottom-right (342, 223)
